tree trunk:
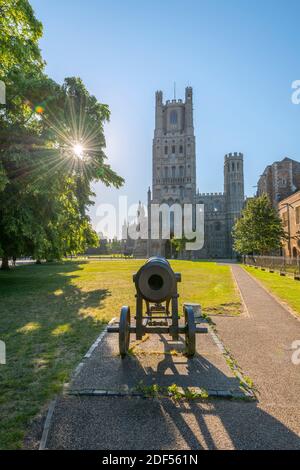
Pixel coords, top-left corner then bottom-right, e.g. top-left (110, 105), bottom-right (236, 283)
top-left (1, 257), bottom-right (9, 270)
top-left (36, 259), bottom-right (42, 265)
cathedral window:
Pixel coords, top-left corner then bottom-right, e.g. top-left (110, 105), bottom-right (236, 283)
top-left (172, 145), bottom-right (175, 154)
top-left (164, 146), bottom-right (168, 155)
top-left (179, 145), bottom-right (183, 153)
top-left (164, 167), bottom-right (168, 178)
top-left (278, 178), bottom-right (287, 187)
top-left (170, 110), bottom-right (178, 124)
top-left (172, 166), bottom-right (176, 178)
top-left (232, 162), bottom-right (235, 171)
top-left (214, 200), bottom-right (220, 211)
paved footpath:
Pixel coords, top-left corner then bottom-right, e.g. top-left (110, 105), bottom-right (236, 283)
top-left (42, 266), bottom-right (300, 450)
top-left (213, 265), bottom-right (300, 445)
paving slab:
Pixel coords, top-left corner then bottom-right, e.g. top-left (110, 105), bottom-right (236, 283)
top-left (46, 396), bottom-right (300, 450)
top-left (70, 322), bottom-right (242, 394)
top-left (43, 318), bottom-right (253, 449)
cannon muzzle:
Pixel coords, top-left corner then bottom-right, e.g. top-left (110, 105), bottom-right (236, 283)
top-left (134, 256), bottom-right (179, 303)
top-left (107, 255), bottom-right (204, 357)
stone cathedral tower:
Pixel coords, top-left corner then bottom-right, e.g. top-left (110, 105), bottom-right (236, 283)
top-left (130, 86), bottom-right (245, 259)
top-left (224, 153), bottom-right (245, 256)
top-left (152, 87), bottom-right (196, 204)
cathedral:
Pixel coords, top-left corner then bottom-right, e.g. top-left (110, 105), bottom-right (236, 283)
top-left (125, 87), bottom-right (245, 259)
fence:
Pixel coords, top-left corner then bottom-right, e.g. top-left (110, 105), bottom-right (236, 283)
top-left (66, 254), bottom-right (133, 260)
top-left (244, 255), bottom-right (300, 278)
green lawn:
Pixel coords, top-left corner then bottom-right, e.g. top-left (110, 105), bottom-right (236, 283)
top-left (0, 259), bottom-right (239, 449)
top-left (244, 266), bottom-right (300, 316)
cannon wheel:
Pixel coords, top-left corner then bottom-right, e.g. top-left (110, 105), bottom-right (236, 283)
top-left (119, 306), bottom-right (130, 358)
top-left (184, 306), bottom-right (196, 357)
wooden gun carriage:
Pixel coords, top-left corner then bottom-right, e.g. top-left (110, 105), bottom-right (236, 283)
top-left (107, 257), bottom-right (207, 357)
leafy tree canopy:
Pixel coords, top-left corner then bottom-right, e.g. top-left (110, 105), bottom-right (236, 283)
top-left (0, 0), bottom-right (43, 75)
top-left (232, 194), bottom-right (286, 255)
top-left (0, 1), bottom-right (124, 268)
top-left (171, 237), bottom-right (186, 255)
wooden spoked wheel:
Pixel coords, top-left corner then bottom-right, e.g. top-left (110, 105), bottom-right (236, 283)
top-left (119, 306), bottom-right (130, 358)
top-left (184, 306), bottom-right (196, 357)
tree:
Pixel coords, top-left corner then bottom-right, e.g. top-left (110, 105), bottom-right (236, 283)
top-left (0, 0), bottom-right (43, 76)
top-left (0, 0), bottom-right (45, 268)
top-left (0, 74), bottom-right (124, 268)
top-left (171, 237), bottom-right (188, 258)
top-left (0, 2), bottom-right (124, 268)
top-left (232, 194), bottom-right (286, 255)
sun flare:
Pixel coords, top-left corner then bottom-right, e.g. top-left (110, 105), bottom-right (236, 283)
top-left (73, 143), bottom-right (84, 159)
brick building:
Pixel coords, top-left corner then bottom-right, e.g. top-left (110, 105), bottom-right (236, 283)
top-left (278, 191), bottom-right (300, 258)
top-left (257, 157), bottom-right (300, 207)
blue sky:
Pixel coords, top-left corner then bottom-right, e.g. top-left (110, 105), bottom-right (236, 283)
top-left (30, 0), bottom-right (300, 234)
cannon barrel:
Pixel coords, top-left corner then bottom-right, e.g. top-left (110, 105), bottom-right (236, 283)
top-left (106, 256), bottom-right (204, 357)
top-left (134, 256), bottom-right (179, 303)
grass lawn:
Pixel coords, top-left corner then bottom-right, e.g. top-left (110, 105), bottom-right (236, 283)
top-left (0, 259), bottom-right (239, 449)
top-left (244, 265), bottom-right (300, 316)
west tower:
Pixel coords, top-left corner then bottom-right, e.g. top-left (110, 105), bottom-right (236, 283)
top-left (152, 87), bottom-right (196, 204)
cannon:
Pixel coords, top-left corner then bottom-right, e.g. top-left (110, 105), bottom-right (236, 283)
top-left (107, 257), bottom-right (208, 357)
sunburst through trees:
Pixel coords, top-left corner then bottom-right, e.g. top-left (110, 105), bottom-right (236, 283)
top-left (0, 1), bottom-right (124, 269)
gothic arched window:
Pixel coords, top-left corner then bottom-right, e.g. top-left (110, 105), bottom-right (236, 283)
top-left (170, 110), bottom-right (178, 125)
top-left (214, 200), bottom-right (220, 211)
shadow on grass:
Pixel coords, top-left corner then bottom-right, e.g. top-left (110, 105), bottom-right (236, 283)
top-left (0, 261), bottom-right (110, 449)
